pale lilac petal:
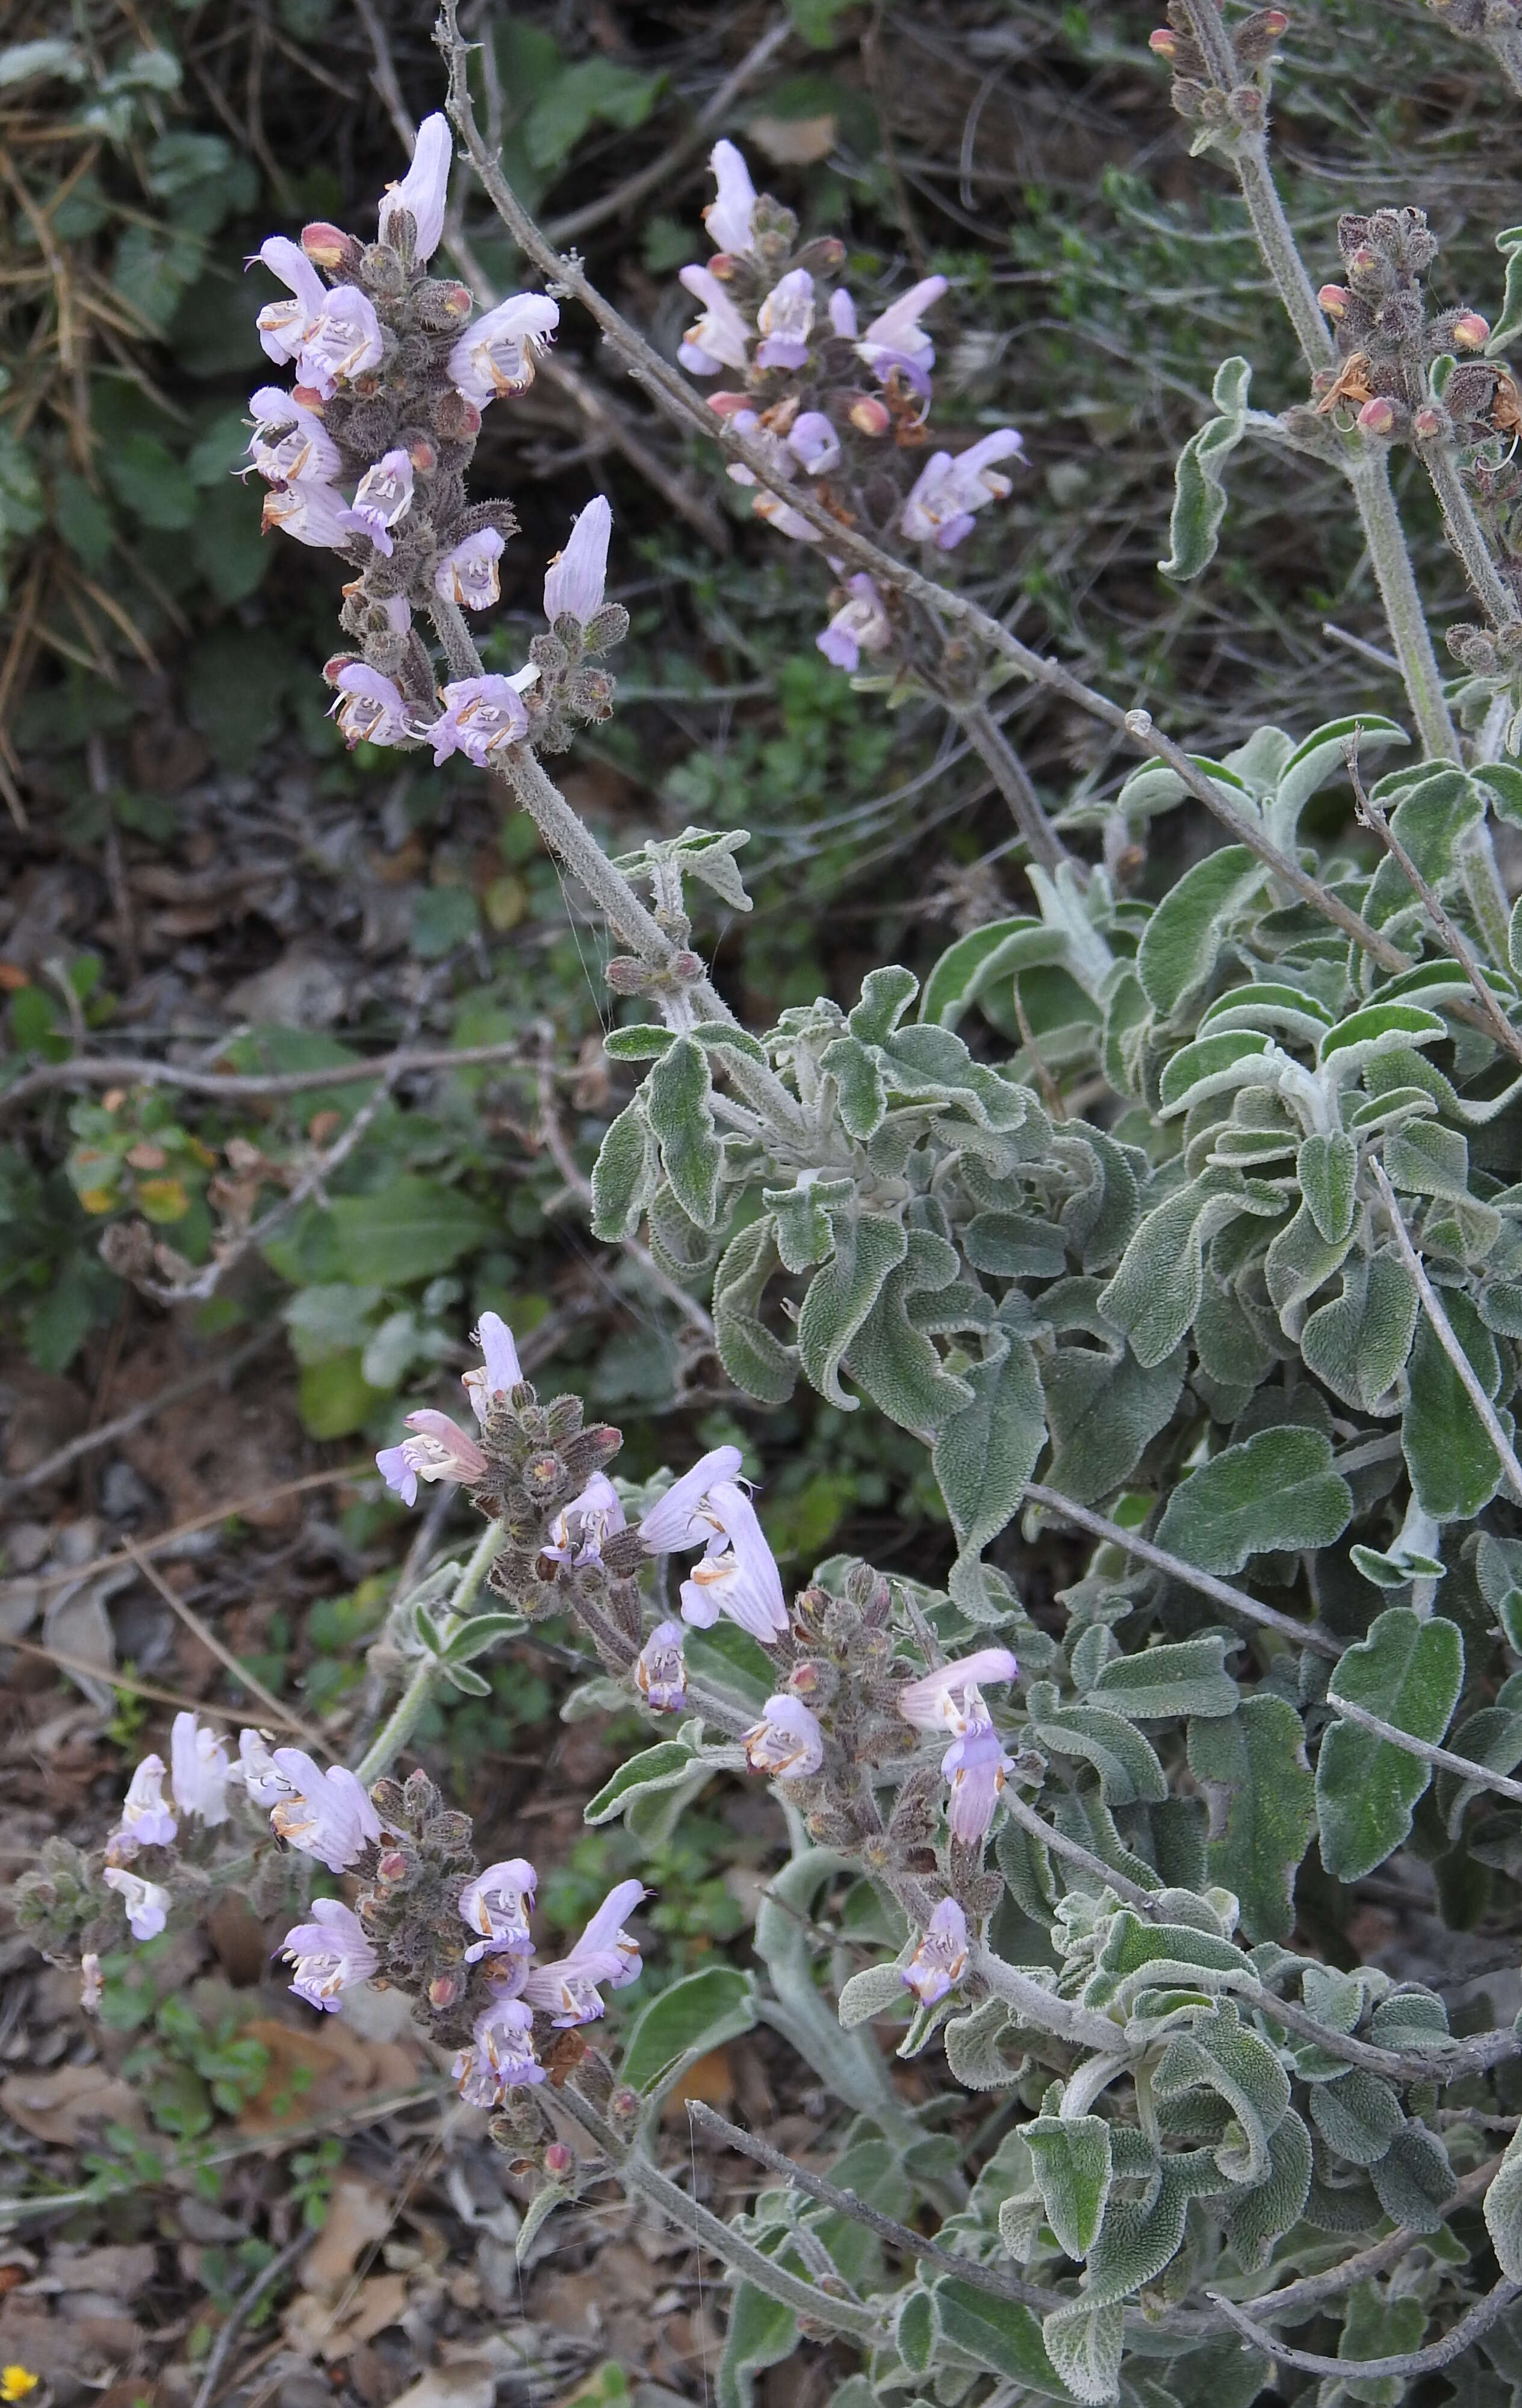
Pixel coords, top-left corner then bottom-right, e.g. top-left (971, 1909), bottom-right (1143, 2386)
top-left (542, 1472), bottom-right (626, 1567)
top-left (678, 264), bottom-right (752, 372)
top-left (743, 1694), bottom-right (824, 1778)
top-left (455, 1995), bottom-right (543, 2100)
top-left (828, 288), bottom-right (859, 338)
top-left (448, 294), bottom-right (559, 406)
top-left (678, 1482), bottom-right (787, 1641)
top-left (340, 447), bottom-right (414, 556)
top-left (459, 1857), bottom-right (538, 1963)
top-left (859, 275), bottom-right (946, 370)
top-left (104, 1867), bottom-right (170, 1941)
top-left (327, 662), bottom-right (412, 749)
top-left (522, 1880), bottom-right (645, 2025)
top-left (434, 527), bottom-right (505, 610)
top-left (787, 412), bottom-right (842, 477)
top-left (462, 1310), bottom-right (524, 1421)
top-left (425, 675), bottom-right (535, 768)
top-left (898, 1649), bottom-right (1019, 1731)
top-left (942, 1721), bottom-right (1010, 1845)
top-left (379, 110), bottom-right (452, 262)
top-left (704, 140), bottom-right (758, 255)
top-left (107, 1754), bottom-right (176, 1860)
top-left (756, 268), bottom-right (815, 371)
top-left (635, 1620), bottom-right (687, 1712)
top-left (262, 479), bottom-right (355, 551)
top-left (637, 1446), bottom-right (745, 1551)
top-left (282, 1898), bottom-right (377, 2012)
top-left (170, 1714), bottom-right (231, 1826)
top-left (544, 495), bottom-right (612, 625)
top-left (237, 1728), bottom-right (288, 1808)
top-left (269, 1751), bottom-right (382, 1872)
top-left (297, 286), bottom-right (384, 399)
top-left (903, 1899), bottom-right (969, 2005)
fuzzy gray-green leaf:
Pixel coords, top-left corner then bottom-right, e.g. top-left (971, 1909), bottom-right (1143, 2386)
top-left (1155, 1427), bottom-right (1352, 1574)
top-left (1315, 1606), bottom-right (1464, 1880)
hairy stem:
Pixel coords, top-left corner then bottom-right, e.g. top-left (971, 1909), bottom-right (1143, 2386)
top-left (352, 1517), bottom-right (506, 1784)
top-left (1424, 441), bottom-right (1520, 627)
top-left (1173, 3), bottom-right (1457, 758)
top-left (954, 703), bottom-right (1073, 873)
top-left (550, 2084), bottom-right (884, 2347)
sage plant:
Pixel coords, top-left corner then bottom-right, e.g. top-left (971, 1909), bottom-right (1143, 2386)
top-left (34, 34), bottom-right (1522, 2405)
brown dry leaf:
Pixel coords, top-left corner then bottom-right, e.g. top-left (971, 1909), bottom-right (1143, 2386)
top-left (236, 2015), bottom-right (423, 2135)
top-left (298, 2171), bottom-right (393, 2295)
top-left (748, 112), bottom-right (837, 164)
top-left (283, 2271), bottom-right (409, 2361)
top-left (385, 2366), bottom-right (496, 2408)
top-left (658, 2045), bottom-right (733, 2124)
top-left (0, 2063), bottom-right (144, 2144)
top-left (48, 2244), bottom-right (157, 2292)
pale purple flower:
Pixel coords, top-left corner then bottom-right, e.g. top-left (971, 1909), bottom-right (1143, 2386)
top-left (544, 495), bottom-right (612, 626)
top-left (454, 1995), bottom-right (543, 2102)
top-left (903, 1900), bottom-right (969, 2006)
top-left (724, 409), bottom-right (784, 491)
top-left (828, 288), bottom-right (859, 339)
top-left (246, 389), bottom-right (341, 486)
top-left (753, 488), bottom-right (822, 543)
top-left (379, 592), bottom-right (412, 634)
top-left (459, 1857), bottom-right (538, 1963)
top-left (756, 268), bottom-right (815, 371)
top-left (743, 1693), bottom-right (824, 1779)
top-left (463, 1312), bottom-right (524, 1423)
top-left (170, 1713), bottom-right (231, 1827)
top-left (104, 1867), bottom-right (170, 1941)
top-left (635, 1621), bottom-right (688, 1713)
top-left (424, 672), bottom-right (536, 768)
top-left (267, 1750), bottom-right (382, 1872)
top-left (542, 1472), bottom-right (626, 1568)
top-left (817, 574), bottom-right (892, 672)
top-left (297, 286), bottom-right (384, 400)
top-left (638, 1445), bottom-right (745, 1551)
top-left (522, 1879), bottom-right (645, 2026)
top-left (262, 478), bottom-right (353, 550)
top-left (379, 110), bottom-right (452, 263)
top-left (376, 1408), bottom-right (489, 1507)
top-left (703, 140), bottom-right (758, 255)
top-left (856, 275), bottom-right (947, 394)
top-left (897, 1648), bottom-right (1019, 1733)
top-left (80, 1954), bottom-right (103, 2013)
top-left (678, 264), bottom-right (751, 375)
top-left (448, 294), bottom-right (559, 405)
top-left (341, 448), bottom-right (414, 556)
top-left (327, 662), bottom-right (412, 749)
top-left (787, 411), bottom-right (842, 477)
top-left (434, 527), bottom-right (506, 610)
top-left (107, 1754), bottom-right (176, 1862)
top-left (281, 1898), bottom-right (378, 2012)
top-left (943, 1716), bottom-right (1012, 1845)
top-left (901, 430), bottom-right (1025, 550)
top-left (237, 1727), bottom-right (287, 1810)
top-left (680, 1483), bottom-right (789, 1643)
top-left (252, 235), bottom-right (325, 364)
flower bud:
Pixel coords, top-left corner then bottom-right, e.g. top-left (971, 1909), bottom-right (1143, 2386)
top-left (1228, 84), bottom-right (1265, 125)
top-left (543, 2142), bottom-right (574, 2179)
top-left (1411, 403), bottom-right (1446, 439)
top-left (302, 221), bottom-right (362, 275)
top-left (604, 956), bottom-right (648, 995)
top-left (706, 390), bottom-right (753, 418)
top-left (1453, 311), bottom-right (1491, 351)
top-left (377, 1848), bottom-right (411, 1882)
top-left (1149, 26), bottom-right (1178, 55)
top-left (846, 392), bottom-right (892, 436)
top-left (1347, 246), bottom-right (1382, 281)
top-left (707, 252), bottom-right (740, 280)
top-left (669, 951), bottom-right (704, 984)
top-left (1357, 394), bottom-right (1397, 435)
top-left (790, 1660), bottom-right (822, 1695)
top-left (406, 434), bottom-right (437, 473)
top-left (434, 390), bottom-right (482, 442)
top-left (436, 282), bottom-right (473, 318)
top-left (428, 1970), bottom-right (464, 2009)
top-left (1317, 284), bottom-right (1350, 320)
top-left (292, 383), bottom-right (327, 411)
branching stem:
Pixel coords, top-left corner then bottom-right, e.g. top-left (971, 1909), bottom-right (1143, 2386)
top-left (352, 1517), bottom-right (506, 1784)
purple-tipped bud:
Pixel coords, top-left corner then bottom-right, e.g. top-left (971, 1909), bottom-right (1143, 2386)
top-left (703, 140), bottom-right (759, 255)
top-left (464, 1312), bottom-right (523, 1420)
top-left (1358, 394), bottom-right (1396, 435)
top-left (170, 1713), bottom-right (231, 1826)
top-left (544, 494), bottom-right (612, 625)
top-left (543, 2141), bottom-right (574, 2179)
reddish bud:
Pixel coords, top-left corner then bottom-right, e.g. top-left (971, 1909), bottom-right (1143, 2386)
top-left (1261, 7), bottom-right (1288, 28)
top-left (707, 252), bottom-right (739, 280)
top-left (790, 1660), bottom-right (822, 1695)
top-left (669, 951), bottom-right (704, 983)
top-left (377, 1849), bottom-right (409, 1882)
top-left (1412, 404), bottom-right (1444, 439)
top-left (1453, 311), bottom-right (1491, 351)
top-left (302, 220), bottom-right (359, 273)
top-left (428, 1972), bottom-right (463, 2009)
top-left (848, 394), bottom-right (892, 436)
top-left (604, 955), bottom-right (648, 994)
top-left (438, 282), bottom-right (474, 318)
top-left (608, 2086), bottom-right (640, 2128)
top-left (543, 2143), bottom-right (574, 2179)
top-left (1317, 284), bottom-right (1350, 320)
top-left (1149, 26), bottom-right (1178, 54)
top-left (321, 652), bottom-right (361, 687)
top-left (433, 391), bottom-right (482, 442)
top-left (406, 435), bottom-right (437, 473)
top-left (1357, 394), bottom-right (1396, 435)
top-left (1347, 246), bottom-right (1381, 279)
top-left (706, 390), bottom-right (753, 418)
top-left (292, 384), bottom-right (326, 410)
